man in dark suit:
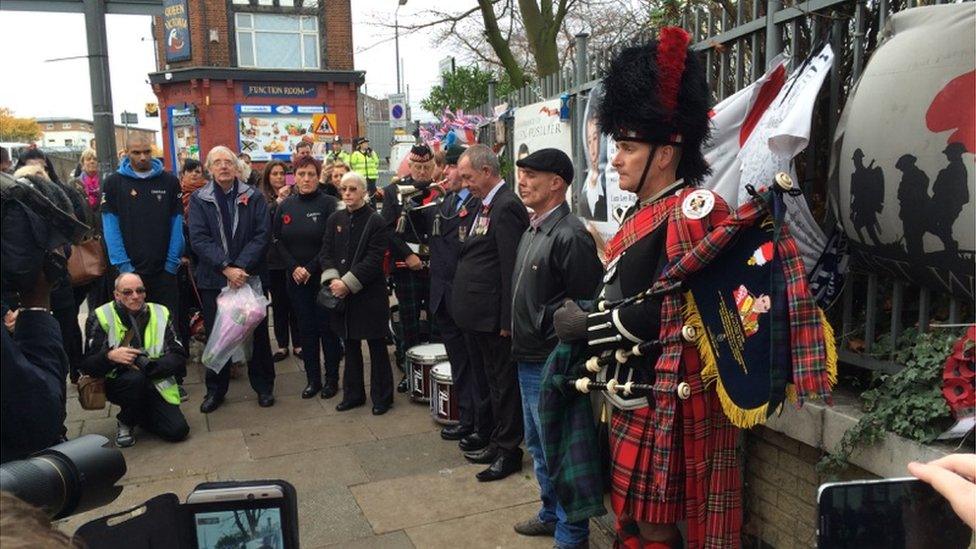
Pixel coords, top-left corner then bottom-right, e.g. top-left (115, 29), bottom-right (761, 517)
top-left (409, 145), bottom-right (491, 443)
top-left (451, 144), bottom-right (530, 482)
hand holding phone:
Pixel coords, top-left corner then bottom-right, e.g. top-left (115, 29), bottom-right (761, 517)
top-left (908, 454), bottom-right (976, 529)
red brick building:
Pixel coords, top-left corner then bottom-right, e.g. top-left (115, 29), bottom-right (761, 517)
top-left (149, 0), bottom-right (363, 172)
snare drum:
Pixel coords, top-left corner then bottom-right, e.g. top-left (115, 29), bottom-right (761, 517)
top-left (406, 343), bottom-right (447, 403)
top-left (429, 362), bottom-right (459, 425)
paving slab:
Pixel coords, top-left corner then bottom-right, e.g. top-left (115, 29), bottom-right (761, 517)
top-left (244, 413), bottom-right (376, 459)
top-left (361, 400), bottom-right (441, 440)
top-left (351, 464), bottom-right (540, 534)
top-left (208, 393), bottom-right (333, 432)
top-left (80, 417), bottom-right (118, 438)
top-left (351, 430), bottom-right (470, 483)
top-left (296, 482), bottom-right (375, 548)
top-left (320, 530), bottom-right (414, 549)
top-left (121, 428), bottom-right (250, 483)
top-left (65, 397), bottom-right (112, 421)
top-left (215, 445), bottom-right (368, 489)
top-left (404, 502), bottom-right (553, 549)
top-left (65, 420), bottom-right (84, 439)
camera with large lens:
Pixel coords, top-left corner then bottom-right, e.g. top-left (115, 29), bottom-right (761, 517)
top-left (0, 434), bottom-right (126, 520)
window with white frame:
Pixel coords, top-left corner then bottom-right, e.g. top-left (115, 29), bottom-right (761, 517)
top-left (235, 13), bottom-right (320, 70)
top-left (62, 122), bottom-right (72, 129)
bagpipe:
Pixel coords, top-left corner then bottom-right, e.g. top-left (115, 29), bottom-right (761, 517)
top-left (394, 181), bottom-right (446, 235)
top-left (568, 173), bottom-right (837, 428)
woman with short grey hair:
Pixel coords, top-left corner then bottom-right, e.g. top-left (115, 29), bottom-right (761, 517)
top-left (318, 171), bottom-right (393, 414)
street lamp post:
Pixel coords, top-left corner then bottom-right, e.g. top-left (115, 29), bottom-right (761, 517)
top-left (395, 0), bottom-right (408, 94)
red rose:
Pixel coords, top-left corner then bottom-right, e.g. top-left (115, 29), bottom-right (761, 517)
top-left (282, 214), bottom-right (292, 225)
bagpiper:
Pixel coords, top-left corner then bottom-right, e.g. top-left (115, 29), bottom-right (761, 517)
top-left (553, 27), bottom-right (737, 548)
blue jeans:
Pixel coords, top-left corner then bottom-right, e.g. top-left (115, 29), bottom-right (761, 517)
top-left (518, 361), bottom-right (589, 547)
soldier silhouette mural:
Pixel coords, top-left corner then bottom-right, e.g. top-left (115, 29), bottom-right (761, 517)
top-left (930, 142), bottom-right (970, 253)
top-left (849, 148), bottom-right (885, 246)
top-left (895, 154), bottom-right (931, 258)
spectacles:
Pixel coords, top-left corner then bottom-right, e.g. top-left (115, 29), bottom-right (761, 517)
top-left (120, 287), bottom-right (147, 296)
top-left (340, 186), bottom-right (362, 193)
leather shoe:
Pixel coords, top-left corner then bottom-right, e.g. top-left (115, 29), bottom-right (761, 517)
top-left (513, 516), bottom-right (556, 537)
top-left (335, 400), bottom-right (364, 412)
top-left (463, 446), bottom-right (497, 464)
top-left (301, 384), bottom-right (322, 399)
top-left (396, 376), bottom-right (408, 393)
top-left (273, 349), bottom-right (289, 362)
top-left (371, 405), bottom-right (390, 416)
top-left (458, 432), bottom-right (489, 452)
top-left (476, 450), bottom-right (523, 482)
top-left (440, 424), bottom-right (473, 441)
top-left (258, 394), bottom-right (275, 407)
top-left (199, 394), bottom-right (223, 414)
top-left (321, 379), bottom-right (338, 399)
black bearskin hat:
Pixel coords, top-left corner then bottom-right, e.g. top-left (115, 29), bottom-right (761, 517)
top-left (598, 27), bottom-right (712, 185)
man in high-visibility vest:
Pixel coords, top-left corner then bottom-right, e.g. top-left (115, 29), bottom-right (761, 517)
top-left (81, 273), bottom-right (189, 448)
top-left (349, 137), bottom-right (380, 193)
top-left (326, 136), bottom-right (350, 166)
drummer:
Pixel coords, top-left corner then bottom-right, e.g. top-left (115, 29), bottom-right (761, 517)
top-left (407, 145), bottom-right (491, 443)
top-left (509, 149), bottom-right (602, 545)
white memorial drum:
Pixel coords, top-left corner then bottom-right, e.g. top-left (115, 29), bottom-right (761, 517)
top-left (405, 343), bottom-right (447, 403)
top-left (429, 362), bottom-right (459, 425)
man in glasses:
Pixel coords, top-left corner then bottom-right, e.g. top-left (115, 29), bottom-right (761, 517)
top-left (100, 134), bottom-right (185, 397)
top-left (81, 273), bottom-right (189, 448)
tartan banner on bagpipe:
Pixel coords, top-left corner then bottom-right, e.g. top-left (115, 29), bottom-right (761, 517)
top-left (654, 178), bottom-right (837, 428)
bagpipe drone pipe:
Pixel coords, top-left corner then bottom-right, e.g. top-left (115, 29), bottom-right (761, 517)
top-left (568, 173), bottom-right (837, 428)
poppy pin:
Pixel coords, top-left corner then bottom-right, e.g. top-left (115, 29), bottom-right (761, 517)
top-left (282, 214), bottom-right (292, 225)
top-left (459, 206), bottom-right (468, 218)
top-left (238, 194), bottom-right (250, 206)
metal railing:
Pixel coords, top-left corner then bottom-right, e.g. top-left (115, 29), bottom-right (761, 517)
top-left (472, 0), bottom-right (972, 374)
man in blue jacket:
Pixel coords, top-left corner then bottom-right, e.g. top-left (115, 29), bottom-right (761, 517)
top-left (101, 135), bottom-right (184, 338)
top-left (188, 146), bottom-right (275, 413)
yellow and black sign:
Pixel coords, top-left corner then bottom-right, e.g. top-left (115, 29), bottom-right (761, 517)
top-left (145, 103), bottom-right (159, 118)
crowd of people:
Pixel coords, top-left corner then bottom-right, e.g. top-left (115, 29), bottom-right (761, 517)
top-left (2, 27), bottom-right (974, 549)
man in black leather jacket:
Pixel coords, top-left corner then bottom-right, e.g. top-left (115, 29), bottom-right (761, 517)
top-left (510, 148), bottom-right (602, 548)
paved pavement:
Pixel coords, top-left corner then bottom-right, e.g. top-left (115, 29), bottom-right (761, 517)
top-left (57, 342), bottom-right (613, 548)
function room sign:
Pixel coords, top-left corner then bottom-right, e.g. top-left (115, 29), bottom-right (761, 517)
top-left (163, 0), bottom-right (191, 63)
top-left (242, 84), bottom-right (317, 98)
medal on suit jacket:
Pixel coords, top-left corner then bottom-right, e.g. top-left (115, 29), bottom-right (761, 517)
top-left (471, 203), bottom-right (492, 236)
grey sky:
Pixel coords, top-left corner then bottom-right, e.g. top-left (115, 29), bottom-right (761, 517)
top-left (0, 1), bottom-right (462, 142)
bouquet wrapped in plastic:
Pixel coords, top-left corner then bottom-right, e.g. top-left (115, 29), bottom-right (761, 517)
top-left (202, 280), bottom-right (269, 373)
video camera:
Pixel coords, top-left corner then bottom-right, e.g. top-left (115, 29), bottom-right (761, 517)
top-left (0, 171), bottom-right (90, 297)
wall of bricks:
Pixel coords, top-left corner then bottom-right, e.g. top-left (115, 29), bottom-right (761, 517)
top-left (323, 0), bottom-right (353, 70)
top-left (743, 426), bottom-right (878, 548)
top-left (154, 0), bottom-right (354, 71)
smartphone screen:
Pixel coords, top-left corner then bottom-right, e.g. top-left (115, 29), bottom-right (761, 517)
top-left (817, 477), bottom-right (973, 549)
top-left (192, 503), bottom-right (285, 549)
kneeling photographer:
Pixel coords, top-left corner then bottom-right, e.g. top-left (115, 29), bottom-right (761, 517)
top-left (82, 272), bottom-right (189, 448)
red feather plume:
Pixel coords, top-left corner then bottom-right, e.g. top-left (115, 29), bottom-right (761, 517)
top-left (656, 26), bottom-right (691, 116)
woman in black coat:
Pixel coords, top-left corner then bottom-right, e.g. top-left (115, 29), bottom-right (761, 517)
top-left (319, 171), bottom-right (393, 415)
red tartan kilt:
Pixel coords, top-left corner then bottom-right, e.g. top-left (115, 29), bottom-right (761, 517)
top-left (608, 406), bottom-right (685, 523)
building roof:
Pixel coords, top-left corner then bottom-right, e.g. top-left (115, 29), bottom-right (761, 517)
top-left (148, 66), bottom-right (365, 86)
top-left (36, 117), bottom-right (157, 133)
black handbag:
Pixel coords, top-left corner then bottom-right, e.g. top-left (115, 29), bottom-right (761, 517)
top-left (317, 212), bottom-right (374, 312)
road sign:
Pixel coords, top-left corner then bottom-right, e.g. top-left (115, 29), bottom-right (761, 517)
top-left (389, 93), bottom-right (407, 129)
top-left (311, 113), bottom-right (338, 136)
top-left (121, 112), bottom-right (138, 124)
